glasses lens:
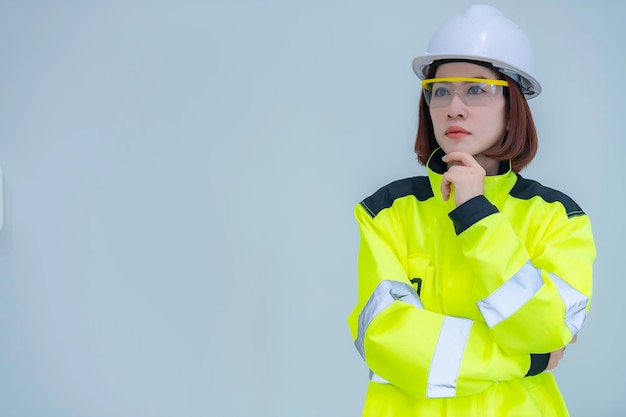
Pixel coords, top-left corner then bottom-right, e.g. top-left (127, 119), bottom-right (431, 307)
top-left (423, 80), bottom-right (503, 107)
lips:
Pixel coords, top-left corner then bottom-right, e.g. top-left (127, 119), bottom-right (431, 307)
top-left (445, 126), bottom-right (470, 138)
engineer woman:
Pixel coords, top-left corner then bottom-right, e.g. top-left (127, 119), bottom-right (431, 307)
top-left (347, 5), bottom-right (595, 416)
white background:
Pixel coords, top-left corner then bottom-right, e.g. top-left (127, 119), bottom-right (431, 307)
top-left (0, 1), bottom-right (621, 416)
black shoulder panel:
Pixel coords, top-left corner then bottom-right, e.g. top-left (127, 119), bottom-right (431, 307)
top-left (360, 177), bottom-right (433, 218)
top-left (510, 175), bottom-right (585, 218)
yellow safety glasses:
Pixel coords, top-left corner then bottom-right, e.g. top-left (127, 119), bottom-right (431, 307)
top-left (421, 77), bottom-right (509, 107)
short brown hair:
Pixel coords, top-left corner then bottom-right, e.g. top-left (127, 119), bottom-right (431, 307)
top-left (414, 71), bottom-right (538, 172)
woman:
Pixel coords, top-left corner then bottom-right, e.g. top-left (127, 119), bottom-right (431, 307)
top-left (347, 5), bottom-right (595, 416)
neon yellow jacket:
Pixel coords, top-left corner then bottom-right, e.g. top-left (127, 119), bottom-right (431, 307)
top-left (347, 149), bottom-right (595, 416)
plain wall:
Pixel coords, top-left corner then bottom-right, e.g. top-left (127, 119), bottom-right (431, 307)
top-left (0, 1), bottom-right (622, 416)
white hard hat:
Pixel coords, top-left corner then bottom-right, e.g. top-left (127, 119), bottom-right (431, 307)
top-left (412, 5), bottom-right (541, 99)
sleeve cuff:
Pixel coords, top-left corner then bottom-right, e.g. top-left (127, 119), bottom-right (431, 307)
top-left (525, 353), bottom-right (550, 377)
top-left (448, 195), bottom-right (499, 235)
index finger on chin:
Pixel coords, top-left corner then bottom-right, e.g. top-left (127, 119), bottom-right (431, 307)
top-left (442, 151), bottom-right (477, 167)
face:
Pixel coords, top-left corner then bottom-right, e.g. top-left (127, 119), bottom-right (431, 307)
top-left (429, 62), bottom-right (508, 173)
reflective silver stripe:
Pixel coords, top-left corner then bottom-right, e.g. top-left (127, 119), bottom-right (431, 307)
top-left (355, 280), bottom-right (423, 360)
top-left (477, 261), bottom-right (544, 328)
top-left (550, 273), bottom-right (588, 336)
top-left (427, 316), bottom-right (472, 398)
top-left (369, 370), bottom-right (390, 384)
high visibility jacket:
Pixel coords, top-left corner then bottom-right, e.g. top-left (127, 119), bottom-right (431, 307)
top-left (347, 149), bottom-right (595, 417)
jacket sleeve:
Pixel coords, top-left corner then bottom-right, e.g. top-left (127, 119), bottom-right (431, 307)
top-left (448, 195), bottom-right (595, 354)
top-left (347, 202), bottom-right (530, 399)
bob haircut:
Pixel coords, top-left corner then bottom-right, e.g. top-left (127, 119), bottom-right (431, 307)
top-left (415, 61), bottom-right (538, 173)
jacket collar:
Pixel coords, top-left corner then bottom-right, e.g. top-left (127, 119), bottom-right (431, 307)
top-left (426, 148), bottom-right (518, 207)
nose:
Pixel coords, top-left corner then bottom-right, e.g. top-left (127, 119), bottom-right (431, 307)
top-left (446, 92), bottom-right (467, 118)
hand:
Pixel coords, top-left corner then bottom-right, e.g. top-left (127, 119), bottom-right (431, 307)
top-left (546, 348), bottom-right (565, 370)
top-left (441, 151), bottom-right (486, 207)
top-left (546, 335), bottom-right (577, 371)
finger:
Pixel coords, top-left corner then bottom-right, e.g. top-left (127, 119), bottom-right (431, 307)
top-left (570, 335), bottom-right (578, 344)
top-left (442, 151), bottom-right (481, 168)
top-left (441, 177), bottom-right (451, 201)
top-left (547, 350), bottom-right (564, 370)
top-left (553, 349), bottom-right (565, 362)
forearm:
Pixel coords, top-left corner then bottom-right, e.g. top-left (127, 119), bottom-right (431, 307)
top-left (449, 195), bottom-right (594, 353)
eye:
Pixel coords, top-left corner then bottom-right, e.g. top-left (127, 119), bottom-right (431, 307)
top-left (467, 84), bottom-right (488, 95)
top-left (433, 85), bottom-right (452, 97)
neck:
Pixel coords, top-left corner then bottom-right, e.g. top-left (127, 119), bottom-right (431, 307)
top-left (473, 155), bottom-right (501, 175)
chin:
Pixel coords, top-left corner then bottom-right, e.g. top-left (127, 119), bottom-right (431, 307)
top-left (440, 144), bottom-right (473, 155)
